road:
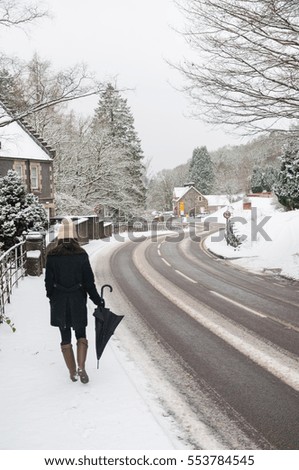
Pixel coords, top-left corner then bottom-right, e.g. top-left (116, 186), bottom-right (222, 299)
top-left (94, 227), bottom-right (299, 450)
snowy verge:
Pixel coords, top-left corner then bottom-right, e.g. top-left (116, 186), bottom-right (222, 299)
top-left (204, 197), bottom-right (299, 280)
top-left (0, 236), bottom-right (187, 450)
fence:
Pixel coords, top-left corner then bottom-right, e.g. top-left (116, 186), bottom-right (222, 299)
top-left (0, 240), bottom-right (27, 319)
top-left (49, 216), bottom-right (174, 242)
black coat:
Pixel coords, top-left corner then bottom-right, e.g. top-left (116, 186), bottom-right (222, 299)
top-left (45, 247), bottom-right (102, 330)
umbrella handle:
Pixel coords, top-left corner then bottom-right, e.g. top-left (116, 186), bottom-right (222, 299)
top-left (101, 284), bottom-right (113, 298)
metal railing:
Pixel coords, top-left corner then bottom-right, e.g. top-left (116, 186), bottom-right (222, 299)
top-left (0, 240), bottom-right (27, 319)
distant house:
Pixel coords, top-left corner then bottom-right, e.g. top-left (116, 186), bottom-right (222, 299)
top-left (173, 184), bottom-right (208, 217)
top-left (0, 103), bottom-right (55, 219)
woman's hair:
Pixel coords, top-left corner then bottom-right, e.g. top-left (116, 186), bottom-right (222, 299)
top-left (47, 238), bottom-right (86, 256)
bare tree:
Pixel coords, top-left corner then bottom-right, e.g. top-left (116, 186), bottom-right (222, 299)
top-left (175, 0), bottom-right (299, 135)
top-left (147, 164), bottom-right (189, 211)
top-left (0, 1), bottom-right (101, 127)
top-left (0, 58), bottom-right (101, 127)
top-left (0, 0), bottom-right (47, 28)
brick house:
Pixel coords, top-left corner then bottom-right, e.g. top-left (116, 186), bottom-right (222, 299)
top-left (0, 103), bottom-right (55, 219)
top-left (173, 184), bottom-right (208, 217)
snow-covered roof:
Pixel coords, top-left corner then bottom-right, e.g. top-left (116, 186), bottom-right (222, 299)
top-left (173, 186), bottom-right (204, 200)
top-left (0, 105), bottom-right (53, 161)
top-left (173, 187), bottom-right (189, 200)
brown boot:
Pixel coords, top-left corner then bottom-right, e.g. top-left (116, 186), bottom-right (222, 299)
top-left (61, 343), bottom-right (78, 382)
top-left (77, 338), bottom-right (89, 384)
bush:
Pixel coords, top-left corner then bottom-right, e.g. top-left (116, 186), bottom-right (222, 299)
top-left (0, 170), bottom-right (48, 251)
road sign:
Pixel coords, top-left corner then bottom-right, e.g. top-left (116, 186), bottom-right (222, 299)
top-left (223, 210), bottom-right (231, 219)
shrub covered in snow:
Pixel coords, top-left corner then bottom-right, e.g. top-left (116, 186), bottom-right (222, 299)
top-left (0, 170), bottom-right (48, 251)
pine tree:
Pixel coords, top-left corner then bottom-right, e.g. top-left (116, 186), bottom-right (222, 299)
top-left (188, 146), bottom-right (215, 194)
top-left (263, 166), bottom-right (279, 192)
top-left (0, 170), bottom-right (48, 251)
top-left (92, 84), bottom-right (146, 216)
top-left (251, 165), bottom-right (279, 193)
top-left (251, 167), bottom-right (264, 193)
top-left (274, 141), bottom-right (299, 210)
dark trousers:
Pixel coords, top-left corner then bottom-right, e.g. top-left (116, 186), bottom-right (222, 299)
top-left (60, 327), bottom-right (86, 345)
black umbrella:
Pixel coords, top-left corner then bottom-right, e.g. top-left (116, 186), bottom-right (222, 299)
top-left (93, 284), bottom-right (124, 368)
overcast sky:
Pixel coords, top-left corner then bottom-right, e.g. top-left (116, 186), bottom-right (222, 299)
top-left (4, 0), bottom-right (242, 174)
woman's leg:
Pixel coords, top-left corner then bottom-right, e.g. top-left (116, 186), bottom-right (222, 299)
top-left (75, 328), bottom-right (89, 384)
top-left (74, 327), bottom-right (86, 340)
top-left (60, 327), bottom-right (72, 345)
top-left (59, 328), bottom-right (77, 382)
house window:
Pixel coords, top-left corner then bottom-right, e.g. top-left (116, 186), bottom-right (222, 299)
top-left (15, 163), bottom-right (23, 178)
top-left (13, 161), bottom-right (26, 183)
top-left (30, 165), bottom-right (39, 190)
top-left (197, 196), bottom-right (202, 202)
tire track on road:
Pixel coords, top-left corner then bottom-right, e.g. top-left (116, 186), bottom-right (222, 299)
top-left (133, 238), bottom-right (299, 393)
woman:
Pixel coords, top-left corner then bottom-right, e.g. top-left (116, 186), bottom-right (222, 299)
top-left (45, 219), bottom-right (103, 384)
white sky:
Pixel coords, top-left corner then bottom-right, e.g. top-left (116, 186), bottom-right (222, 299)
top-left (3, 0), bottom-right (242, 174)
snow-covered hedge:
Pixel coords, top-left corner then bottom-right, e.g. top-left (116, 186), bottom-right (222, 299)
top-left (0, 170), bottom-right (48, 251)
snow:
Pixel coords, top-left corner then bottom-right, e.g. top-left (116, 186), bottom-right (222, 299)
top-left (26, 250), bottom-right (41, 259)
top-left (0, 107), bottom-right (52, 161)
top-left (0, 239), bottom-right (187, 451)
top-left (205, 195), bottom-right (232, 207)
top-left (205, 196), bottom-right (299, 280)
top-left (173, 187), bottom-right (190, 199)
top-left (1, 196), bottom-right (299, 454)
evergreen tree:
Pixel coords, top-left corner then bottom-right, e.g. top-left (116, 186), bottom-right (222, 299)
top-left (274, 141), bottom-right (299, 210)
top-left (263, 166), bottom-right (279, 192)
top-left (92, 84), bottom-right (146, 216)
top-left (0, 170), bottom-right (48, 251)
top-left (251, 165), bottom-right (279, 193)
top-left (250, 167), bottom-right (264, 193)
top-left (188, 146), bottom-right (214, 194)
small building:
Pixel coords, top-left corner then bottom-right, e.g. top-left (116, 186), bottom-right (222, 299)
top-left (173, 184), bottom-right (208, 217)
top-left (0, 102), bottom-right (55, 219)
